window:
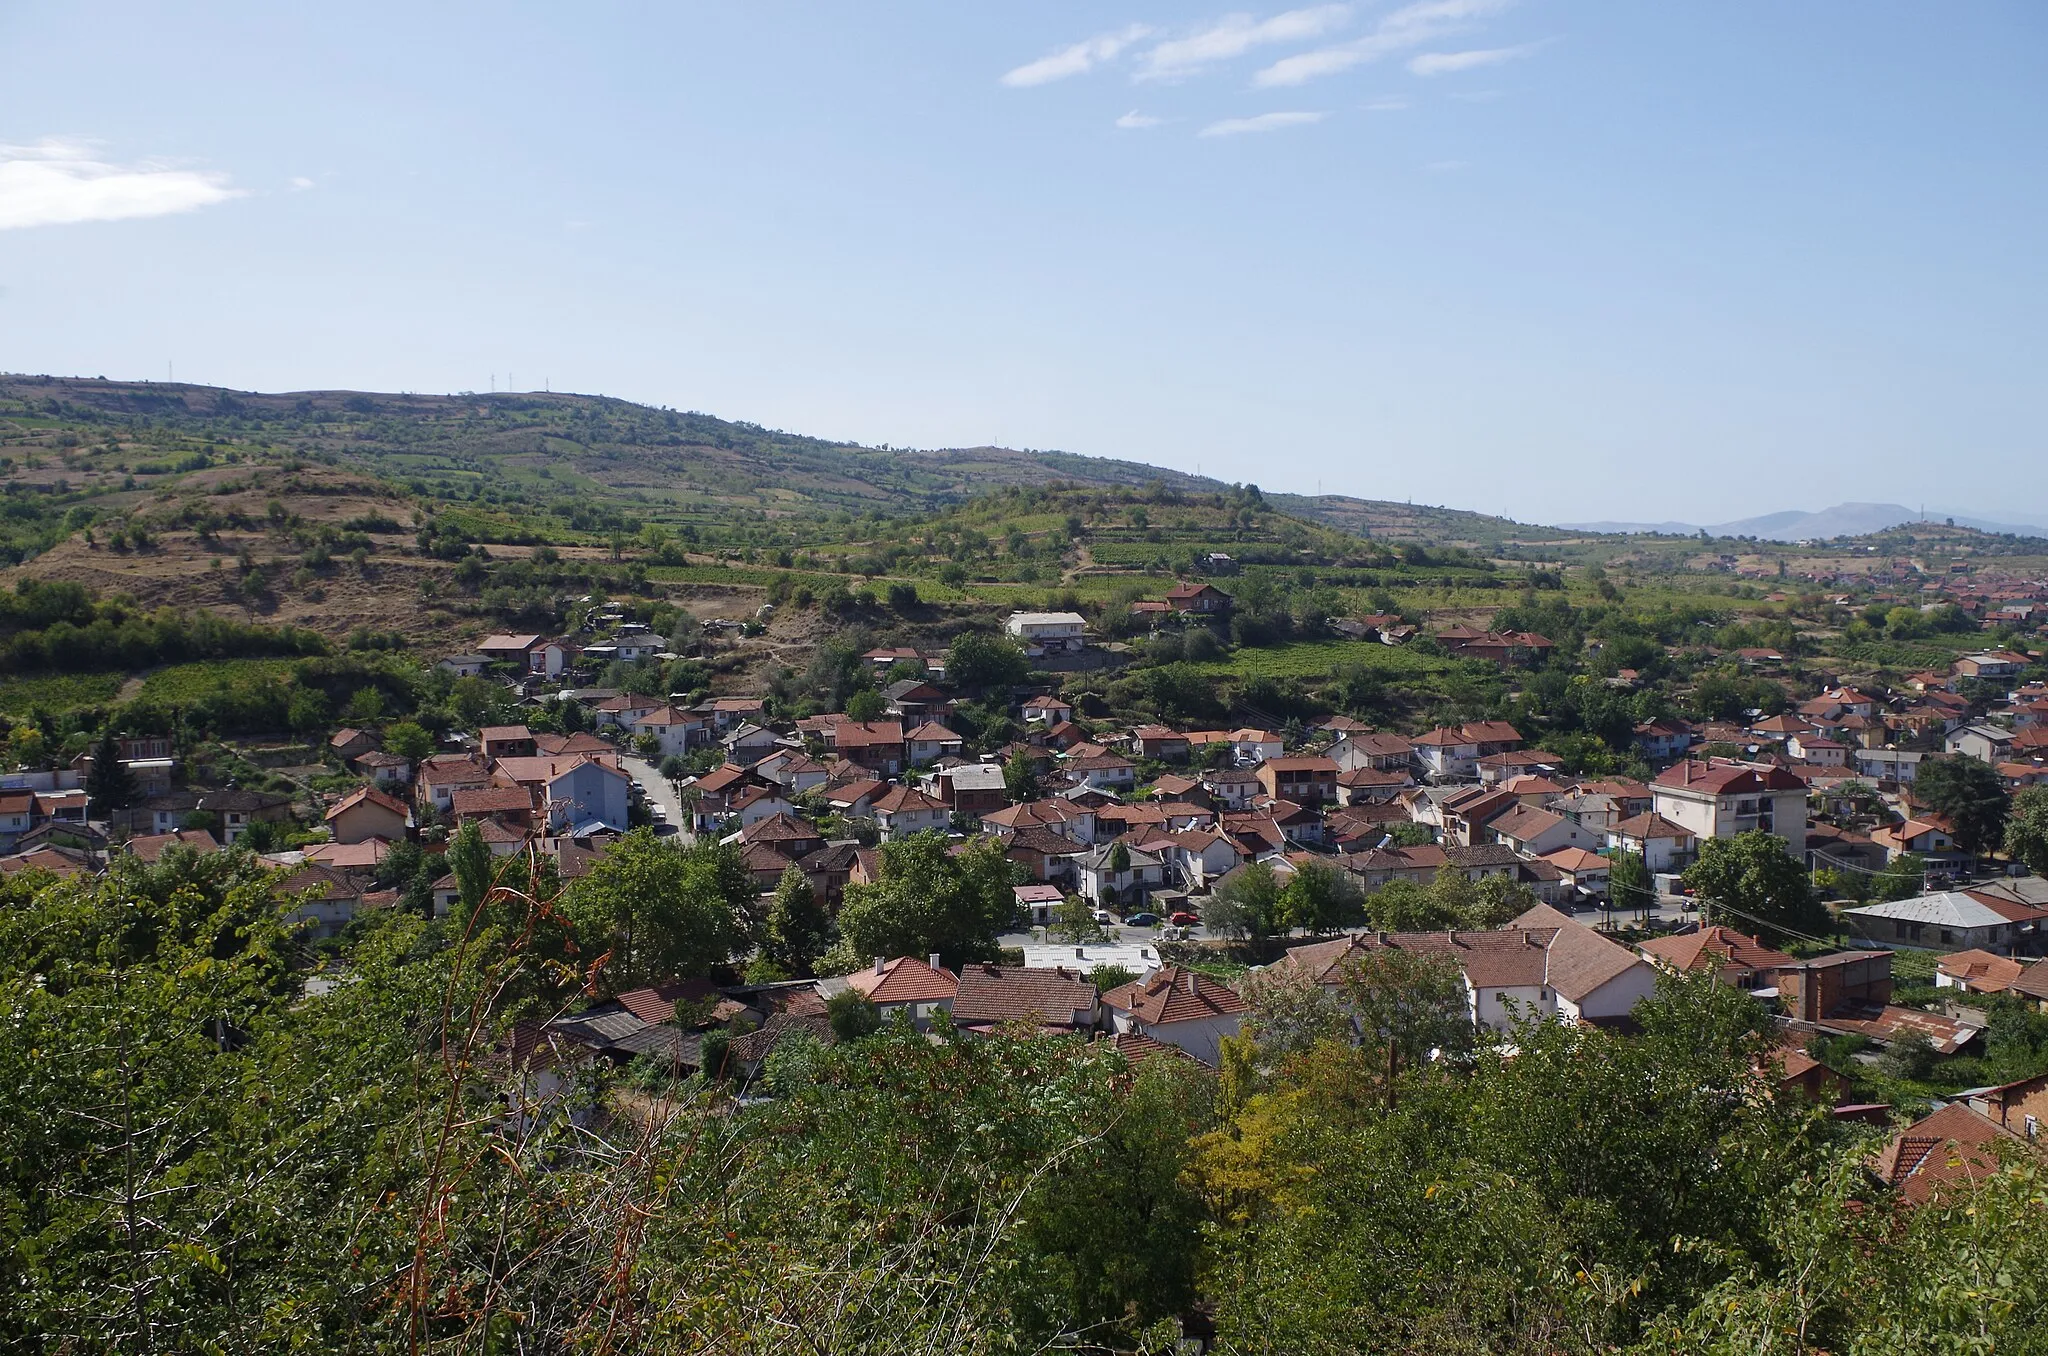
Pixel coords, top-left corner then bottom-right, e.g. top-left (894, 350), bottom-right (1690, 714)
top-left (2027, 1115), bottom-right (2039, 1139)
top-left (1940, 930), bottom-right (1954, 945)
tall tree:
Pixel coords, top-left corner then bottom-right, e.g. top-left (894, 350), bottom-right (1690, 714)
top-left (831, 832), bottom-right (1016, 969)
top-left (447, 819), bottom-right (493, 919)
top-left (1202, 860), bottom-right (1284, 944)
top-left (764, 864), bottom-right (831, 978)
top-left (561, 830), bottom-right (749, 989)
top-left (1683, 830), bottom-right (1828, 944)
top-left (1002, 747), bottom-right (1041, 802)
top-left (1278, 859), bottom-right (1364, 935)
top-left (946, 632), bottom-right (1030, 693)
top-left (1913, 755), bottom-right (2012, 857)
top-left (84, 731), bottom-right (139, 818)
top-left (2005, 786), bottom-right (2048, 877)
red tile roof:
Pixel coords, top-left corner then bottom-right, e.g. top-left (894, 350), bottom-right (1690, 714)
top-left (1102, 966), bottom-right (1245, 1025)
top-left (844, 955), bottom-right (959, 1005)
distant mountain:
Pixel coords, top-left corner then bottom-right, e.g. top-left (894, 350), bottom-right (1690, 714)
top-left (1561, 502), bottom-right (2048, 543)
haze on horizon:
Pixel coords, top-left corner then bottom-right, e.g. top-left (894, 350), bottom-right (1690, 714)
top-left (1, 2), bottom-right (2042, 526)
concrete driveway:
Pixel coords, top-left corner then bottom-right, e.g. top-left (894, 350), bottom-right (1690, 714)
top-left (622, 755), bottom-right (694, 842)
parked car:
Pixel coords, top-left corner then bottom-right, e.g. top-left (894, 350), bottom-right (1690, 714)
top-left (1169, 910), bottom-right (1200, 927)
top-left (1091, 909), bottom-right (1113, 925)
top-left (1124, 912), bottom-right (1161, 927)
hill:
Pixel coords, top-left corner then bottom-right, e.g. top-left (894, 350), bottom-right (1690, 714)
top-left (1565, 501), bottom-right (2048, 543)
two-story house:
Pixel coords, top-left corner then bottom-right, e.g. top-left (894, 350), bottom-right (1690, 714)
top-left (1650, 759), bottom-right (1808, 858)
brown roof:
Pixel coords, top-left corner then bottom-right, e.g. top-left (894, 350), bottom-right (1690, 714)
top-left (125, 828), bottom-right (221, 863)
top-left (1936, 949), bottom-right (2028, 992)
top-left (1102, 966), bottom-right (1245, 1025)
top-left (844, 955), bottom-right (959, 1004)
top-left (1512, 903), bottom-right (1649, 1003)
top-left (1109, 1031), bottom-right (1204, 1066)
top-left (950, 964), bottom-right (1097, 1027)
top-left (832, 721), bottom-right (906, 747)
top-left (1653, 759), bottom-right (1808, 793)
top-left (1639, 925), bottom-right (1795, 978)
top-left (325, 784), bottom-right (412, 823)
top-left (872, 784), bottom-right (947, 815)
top-left (1870, 1102), bottom-right (2023, 1205)
top-left (450, 786), bottom-right (536, 816)
top-left (1610, 812), bottom-right (1694, 840)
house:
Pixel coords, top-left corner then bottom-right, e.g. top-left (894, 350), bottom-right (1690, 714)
top-left (1191, 771), bottom-right (1257, 820)
top-left (625, 705), bottom-right (704, 759)
top-left (1065, 753), bottom-right (1137, 792)
top-left (1227, 729), bottom-right (1286, 766)
top-left (1871, 814), bottom-right (1962, 865)
top-left (1633, 718), bottom-right (1695, 762)
top-left (1786, 734), bottom-right (1847, 767)
top-left (1605, 812), bottom-right (1700, 873)
top-left (1841, 891), bottom-right (2048, 955)
top-left (842, 955), bottom-right (958, 1030)
top-left (450, 785), bottom-right (537, 833)
top-left (495, 755), bottom-right (631, 832)
top-left (950, 964), bottom-right (1098, 1033)
top-left (883, 680), bottom-right (954, 723)
top-left (904, 721), bottom-right (965, 766)
top-left (1537, 846), bottom-right (1613, 900)
top-left (1276, 904), bottom-right (1658, 1033)
top-left (1129, 724), bottom-right (1191, 761)
top-left (1960, 1071), bottom-right (2048, 1141)
top-left (1329, 732), bottom-right (1416, 772)
top-left (1165, 582), bottom-right (1233, 617)
top-left (1337, 767), bottom-right (1413, 805)
top-left (829, 721), bottom-right (907, 776)
top-left (1638, 926), bottom-right (1795, 989)
top-left (418, 755), bottom-right (494, 813)
top-left (751, 748), bottom-right (831, 796)
top-left (819, 777), bottom-right (887, 822)
top-left (1021, 694), bottom-right (1076, 725)
top-left (124, 828), bottom-right (221, 864)
top-left (329, 727), bottom-right (377, 762)
top-left (1410, 727), bottom-right (1484, 780)
top-left (480, 725), bottom-right (537, 760)
top-left (695, 697), bottom-right (768, 733)
top-left (1954, 650), bottom-right (2031, 683)
top-left (1014, 882), bottom-right (1067, 928)
top-left (870, 784), bottom-right (951, 841)
top-left (982, 797), bottom-right (1096, 845)
top-left (1651, 760), bottom-right (1809, 858)
top-left (191, 788), bottom-right (295, 845)
top-left (930, 762), bottom-right (1009, 816)
top-left (1947, 723), bottom-right (2016, 763)
top-left (353, 750), bottom-right (413, 788)
top-left (1936, 949), bottom-right (2030, 995)
top-left (1161, 827), bottom-right (1242, 890)
top-left (1004, 612), bottom-right (1089, 655)
top-left (861, 645), bottom-right (927, 676)
top-left (1076, 841), bottom-right (1166, 909)
top-left (1869, 1102), bottom-right (2025, 1206)
top-left (0, 791), bottom-right (33, 852)
top-left (325, 785), bottom-right (412, 846)
top-left (720, 722), bottom-right (781, 767)
top-left (1003, 826), bottom-right (1091, 885)
top-left (1100, 967), bottom-right (1246, 1065)
top-left (1256, 756), bottom-right (1338, 806)
top-left (477, 633), bottom-right (546, 668)
top-left (593, 694), bottom-right (665, 731)
top-left (1854, 748), bottom-right (1923, 784)
top-left (277, 863), bottom-right (370, 939)
top-left (1487, 804), bottom-right (1603, 858)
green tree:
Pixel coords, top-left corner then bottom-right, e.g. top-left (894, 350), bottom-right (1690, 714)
top-left (831, 832), bottom-right (1016, 969)
top-left (2003, 785), bottom-right (2048, 876)
top-left (1913, 754), bottom-right (2012, 857)
top-left (1466, 872), bottom-right (1536, 929)
top-left (843, 686), bottom-right (886, 722)
top-left (1278, 859), bottom-right (1364, 935)
top-left (1362, 877), bottom-right (1459, 932)
top-left (1683, 830), bottom-right (1828, 944)
top-left (1608, 848), bottom-right (1654, 915)
top-left (83, 731), bottom-right (138, 817)
top-left (1002, 747), bottom-right (1041, 801)
top-left (382, 720), bottom-right (435, 761)
top-left (764, 864), bottom-right (831, 978)
top-left (561, 830), bottom-right (749, 989)
top-left (1053, 893), bottom-right (1106, 944)
top-left (1203, 860), bottom-right (1284, 944)
top-left (447, 818), bottom-right (493, 918)
top-left (946, 631), bottom-right (1031, 692)
top-left (825, 988), bottom-right (881, 1042)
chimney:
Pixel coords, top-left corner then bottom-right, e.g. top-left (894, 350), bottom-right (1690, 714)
top-left (873, 956), bottom-right (886, 975)
top-left (1525, 931), bottom-right (1542, 947)
top-left (928, 953), bottom-right (942, 971)
top-left (1184, 969), bottom-right (1197, 995)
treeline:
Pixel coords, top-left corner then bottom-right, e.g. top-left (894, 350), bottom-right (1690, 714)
top-left (0, 580), bottom-right (329, 673)
top-left (0, 857), bottom-right (2040, 1352)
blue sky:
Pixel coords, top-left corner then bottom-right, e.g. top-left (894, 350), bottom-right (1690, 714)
top-left (2, 2), bottom-right (2043, 526)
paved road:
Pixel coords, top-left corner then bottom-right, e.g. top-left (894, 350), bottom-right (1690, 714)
top-left (622, 756), bottom-right (694, 842)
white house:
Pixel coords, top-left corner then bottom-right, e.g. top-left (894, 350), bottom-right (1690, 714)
top-left (625, 705), bottom-right (700, 759)
top-left (1004, 612), bottom-right (1089, 655)
top-left (1100, 966), bottom-right (1246, 1066)
top-left (1650, 760), bottom-right (1808, 859)
top-left (842, 955), bottom-right (958, 1030)
top-left (1076, 841), bottom-right (1166, 908)
top-left (870, 784), bottom-right (952, 841)
top-left (1605, 812), bottom-right (1699, 873)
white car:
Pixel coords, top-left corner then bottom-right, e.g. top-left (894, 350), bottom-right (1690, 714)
top-left (650, 805), bottom-right (666, 820)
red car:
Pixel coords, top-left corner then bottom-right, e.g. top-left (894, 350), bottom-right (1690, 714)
top-left (1169, 911), bottom-right (1200, 927)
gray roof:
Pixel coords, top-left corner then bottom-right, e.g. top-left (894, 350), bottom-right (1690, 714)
top-left (1843, 892), bottom-right (2015, 929)
top-left (940, 763), bottom-right (1008, 791)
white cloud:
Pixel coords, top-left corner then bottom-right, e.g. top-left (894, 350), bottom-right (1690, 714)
top-left (1116, 110), bottom-right (1167, 129)
top-left (1409, 42), bottom-right (1538, 75)
top-left (1198, 110), bottom-right (1328, 137)
top-left (1001, 25), bottom-right (1152, 87)
top-left (288, 175), bottom-right (316, 191)
top-left (0, 138), bottom-right (242, 230)
top-left (1253, 0), bottom-right (1510, 87)
top-left (1137, 5), bottom-right (1351, 82)
top-left (1362, 95), bottom-right (1410, 111)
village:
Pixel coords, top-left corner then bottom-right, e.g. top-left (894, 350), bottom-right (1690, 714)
top-left (7, 568), bottom-right (2048, 1209)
